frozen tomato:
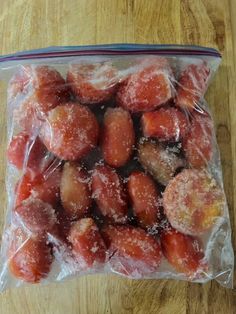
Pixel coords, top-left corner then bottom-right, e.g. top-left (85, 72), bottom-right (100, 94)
top-left (161, 226), bottom-right (205, 275)
top-left (142, 107), bottom-right (189, 141)
top-left (182, 112), bottom-right (213, 168)
top-left (15, 172), bottom-right (35, 207)
top-left (31, 65), bottom-right (70, 112)
top-left (7, 132), bottom-right (30, 169)
top-left (68, 218), bottom-right (106, 267)
top-left (102, 108), bottom-right (135, 167)
top-left (176, 62), bottom-right (210, 110)
top-left (163, 169), bottom-right (224, 235)
top-left (14, 198), bottom-right (57, 234)
top-left (128, 171), bottom-right (161, 229)
top-left (40, 103), bottom-right (99, 160)
top-left (7, 132), bottom-right (50, 172)
top-left (8, 65), bottom-right (32, 100)
top-left (10, 65), bottom-right (69, 134)
top-left (31, 167), bottom-right (61, 206)
top-left (102, 225), bottom-right (162, 276)
top-left (8, 227), bottom-right (53, 283)
top-left (67, 62), bottom-right (118, 104)
top-left (9, 67), bottom-right (38, 133)
top-left (138, 140), bottom-right (185, 186)
top-left (60, 162), bottom-right (92, 220)
top-left (9, 65), bottom-right (69, 113)
top-left (13, 99), bottom-right (43, 134)
top-left (117, 58), bottom-right (173, 112)
top-left (91, 165), bottom-right (128, 223)
top-left (15, 167), bottom-right (61, 207)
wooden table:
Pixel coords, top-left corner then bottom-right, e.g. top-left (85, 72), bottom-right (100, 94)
top-left (0, 1), bottom-right (235, 313)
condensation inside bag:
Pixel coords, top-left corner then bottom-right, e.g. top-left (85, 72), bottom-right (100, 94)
top-left (0, 46), bottom-right (234, 291)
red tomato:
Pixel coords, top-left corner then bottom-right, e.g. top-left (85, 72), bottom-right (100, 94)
top-left (102, 108), bottom-right (135, 167)
top-left (142, 107), bottom-right (189, 141)
top-left (10, 65), bottom-right (70, 134)
top-left (7, 132), bottom-right (49, 172)
top-left (60, 162), bottom-right (92, 220)
top-left (40, 103), bottom-right (99, 160)
top-left (68, 218), bottom-right (106, 267)
top-left (102, 225), bottom-right (162, 277)
top-left (128, 171), bottom-right (161, 229)
top-left (163, 169), bottom-right (224, 235)
top-left (91, 165), bottom-right (128, 223)
top-left (9, 65), bottom-right (69, 113)
top-left (176, 62), bottom-right (210, 110)
top-left (67, 62), bottom-right (118, 104)
top-left (15, 172), bottom-right (35, 207)
top-left (161, 226), bottom-right (205, 275)
top-left (9, 66), bottom-right (37, 132)
top-left (13, 99), bottom-right (43, 134)
top-left (117, 58), bottom-right (173, 112)
top-left (31, 167), bottom-right (62, 207)
top-left (138, 140), bottom-right (185, 186)
top-left (8, 227), bottom-right (53, 283)
top-left (182, 112), bottom-right (213, 168)
top-left (14, 198), bottom-right (57, 234)
top-left (7, 132), bottom-right (29, 169)
top-left (15, 167), bottom-right (61, 207)
top-left (32, 65), bottom-right (70, 113)
top-left (8, 65), bottom-right (32, 100)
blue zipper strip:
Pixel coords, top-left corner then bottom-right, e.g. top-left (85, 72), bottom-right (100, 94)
top-left (0, 44), bottom-right (221, 63)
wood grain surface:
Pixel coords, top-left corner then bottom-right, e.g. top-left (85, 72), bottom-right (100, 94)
top-left (0, 0), bottom-right (235, 313)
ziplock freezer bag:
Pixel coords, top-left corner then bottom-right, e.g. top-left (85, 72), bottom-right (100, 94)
top-left (0, 44), bottom-right (234, 291)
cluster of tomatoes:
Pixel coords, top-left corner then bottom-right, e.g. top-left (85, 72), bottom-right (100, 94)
top-left (6, 57), bottom-right (224, 284)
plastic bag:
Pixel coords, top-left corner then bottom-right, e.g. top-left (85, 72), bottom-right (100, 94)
top-left (0, 44), bottom-right (234, 291)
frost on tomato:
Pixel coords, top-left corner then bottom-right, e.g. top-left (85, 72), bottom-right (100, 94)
top-left (7, 132), bottom-right (51, 173)
top-left (7, 132), bottom-right (30, 170)
top-left (40, 103), bottom-right (99, 160)
top-left (138, 140), bottom-right (185, 186)
top-left (15, 172), bottom-right (34, 207)
top-left (117, 57), bottom-right (174, 112)
top-left (8, 65), bottom-right (32, 101)
top-left (10, 65), bottom-right (70, 133)
top-left (67, 62), bottom-right (118, 104)
top-left (163, 169), bottom-right (224, 236)
top-left (14, 198), bottom-right (57, 234)
top-left (9, 65), bottom-right (69, 112)
top-left (8, 68), bottom-right (38, 133)
top-left (182, 112), bottom-right (214, 168)
top-left (15, 167), bottom-right (61, 207)
top-left (68, 218), bottom-right (106, 267)
top-left (102, 225), bottom-right (162, 277)
top-left (60, 162), bottom-right (92, 220)
top-left (176, 61), bottom-right (210, 110)
top-left (8, 227), bottom-right (53, 283)
top-left (128, 171), bottom-right (161, 229)
top-left (31, 167), bottom-right (62, 206)
top-left (13, 99), bottom-right (43, 134)
top-left (31, 65), bottom-right (70, 112)
top-left (91, 165), bottom-right (128, 223)
top-left (161, 226), bottom-right (205, 276)
top-left (102, 108), bottom-right (135, 167)
top-left (142, 107), bottom-right (189, 141)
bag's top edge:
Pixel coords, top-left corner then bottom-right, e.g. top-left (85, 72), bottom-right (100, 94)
top-left (0, 44), bottom-right (221, 63)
